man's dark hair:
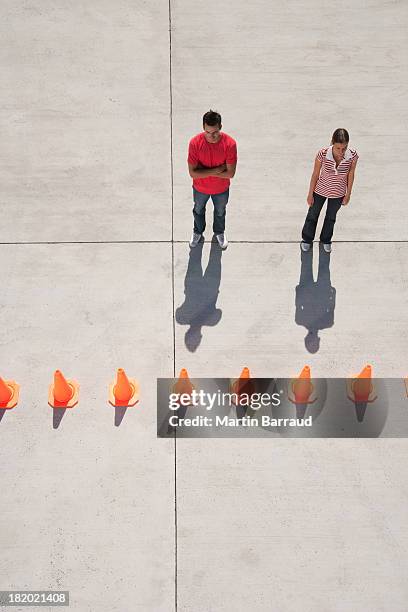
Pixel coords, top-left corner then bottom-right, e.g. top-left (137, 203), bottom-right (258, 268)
top-left (331, 128), bottom-right (349, 144)
top-left (203, 110), bottom-right (222, 128)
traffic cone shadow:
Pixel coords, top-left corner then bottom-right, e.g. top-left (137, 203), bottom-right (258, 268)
top-left (0, 409), bottom-right (7, 423)
top-left (355, 403), bottom-right (367, 423)
top-left (296, 403), bottom-right (307, 420)
top-left (53, 407), bottom-right (66, 429)
top-left (115, 406), bottom-right (127, 427)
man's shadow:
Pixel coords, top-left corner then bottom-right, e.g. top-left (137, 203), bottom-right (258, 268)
top-left (295, 243), bottom-right (336, 353)
top-left (176, 238), bottom-right (223, 352)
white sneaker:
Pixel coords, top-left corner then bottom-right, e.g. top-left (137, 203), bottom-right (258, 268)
top-left (323, 243), bottom-right (332, 253)
top-left (216, 233), bottom-right (228, 249)
top-left (300, 241), bottom-right (311, 252)
top-left (189, 232), bottom-right (202, 248)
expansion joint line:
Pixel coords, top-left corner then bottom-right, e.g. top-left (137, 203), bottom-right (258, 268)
top-left (168, 1), bottom-right (178, 611)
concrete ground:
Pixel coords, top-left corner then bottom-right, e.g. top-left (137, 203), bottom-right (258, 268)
top-left (1, 1), bottom-right (408, 611)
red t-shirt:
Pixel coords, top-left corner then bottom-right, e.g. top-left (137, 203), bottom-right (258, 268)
top-left (187, 132), bottom-right (238, 195)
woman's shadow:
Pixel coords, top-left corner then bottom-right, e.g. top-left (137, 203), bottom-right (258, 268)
top-left (176, 238), bottom-right (223, 352)
top-left (295, 243), bottom-right (336, 353)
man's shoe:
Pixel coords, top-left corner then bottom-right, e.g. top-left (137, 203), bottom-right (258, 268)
top-left (189, 232), bottom-right (202, 248)
top-left (216, 233), bottom-right (228, 249)
top-left (300, 241), bottom-right (311, 252)
top-left (323, 243), bottom-right (332, 253)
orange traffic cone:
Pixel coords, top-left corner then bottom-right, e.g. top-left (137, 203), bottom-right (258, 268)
top-left (300, 366), bottom-right (310, 378)
top-left (348, 364), bottom-right (376, 403)
top-left (48, 370), bottom-right (79, 408)
top-left (289, 366), bottom-right (315, 404)
top-left (109, 368), bottom-right (139, 407)
top-left (357, 365), bottom-right (372, 378)
top-left (231, 367), bottom-right (256, 404)
top-left (231, 366), bottom-right (250, 391)
top-left (173, 368), bottom-right (194, 396)
top-left (0, 377), bottom-right (20, 409)
top-left (237, 367), bottom-right (250, 381)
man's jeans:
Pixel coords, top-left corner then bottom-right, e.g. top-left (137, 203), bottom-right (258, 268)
top-left (302, 192), bottom-right (344, 245)
top-left (193, 187), bottom-right (229, 235)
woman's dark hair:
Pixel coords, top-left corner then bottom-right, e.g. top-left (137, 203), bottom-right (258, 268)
top-left (331, 128), bottom-right (349, 144)
top-left (203, 110), bottom-right (222, 128)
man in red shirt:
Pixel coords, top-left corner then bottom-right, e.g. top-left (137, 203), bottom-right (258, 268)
top-left (187, 110), bottom-right (238, 249)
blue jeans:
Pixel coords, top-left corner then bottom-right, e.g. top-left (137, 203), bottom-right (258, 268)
top-left (193, 187), bottom-right (229, 235)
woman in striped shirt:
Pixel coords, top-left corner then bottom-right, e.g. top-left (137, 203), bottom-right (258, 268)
top-left (301, 128), bottom-right (359, 253)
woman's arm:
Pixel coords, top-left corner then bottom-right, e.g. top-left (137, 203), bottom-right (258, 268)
top-left (343, 158), bottom-right (358, 205)
top-left (307, 157), bottom-right (322, 205)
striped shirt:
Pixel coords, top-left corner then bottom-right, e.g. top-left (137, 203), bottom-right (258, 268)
top-left (315, 146), bottom-right (359, 198)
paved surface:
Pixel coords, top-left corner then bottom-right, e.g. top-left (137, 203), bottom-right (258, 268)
top-left (1, 1), bottom-right (408, 611)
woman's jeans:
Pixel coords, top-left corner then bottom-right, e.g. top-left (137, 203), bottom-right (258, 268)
top-left (193, 187), bottom-right (229, 235)
top-left (301, 192), bottom-right (344, 245)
